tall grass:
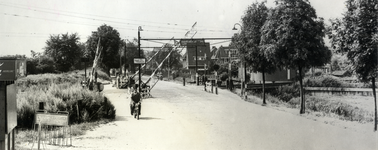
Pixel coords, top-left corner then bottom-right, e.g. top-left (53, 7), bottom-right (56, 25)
top-left (247, 81), bottom-right (374, 123)
top-left (16, 73), bottom-right (115, 129)
top-left (288, 96), bottom-right (374, 123)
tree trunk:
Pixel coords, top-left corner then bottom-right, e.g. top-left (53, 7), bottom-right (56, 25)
top-left (262, 68), bottom-right (266, 106)
top-left (372, 77), bottom-right (377, 131)
top-left (299, 64), bottom-right (305, 114)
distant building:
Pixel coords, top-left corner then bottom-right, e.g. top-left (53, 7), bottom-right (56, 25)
top-left (211, 46), bottom-right (239, 65)
top-left (182, 42), bottom-right (211, 75)
top-left (250, 69), bottom-right (296, 83)
top-left (210, 46), bottom-right (295, 83)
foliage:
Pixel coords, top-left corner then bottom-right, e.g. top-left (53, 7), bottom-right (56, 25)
top-left (121, 39), bottom-right (143, 73)
top-left (233, 2), bottom-right (276, 74)
top-left (260, 0), bottom-right (331, 113)
top-left (44, 33), bottom-right (82, 72)
top-left (148, 46), bottom-right (182, 72)
top-left (327, 0), bottom-right (378, 82)
top-left (232, 1), bottom-right (273, 104)
top-left (260, 0), bottom-right (330, 69)
top-left (288, 96), bottom-right (373, 123)
top-left (16, 73), bottom-right (115, 128)
top-left (248, 89), bottom-right (373, 123)
top-left (305, 76), bottom-right (343, 87)
top-left (327, 0), bottom-right (378, 131)
top-left (270, 83), bottom-right (301, 102)
top-left (86, 24), bottom-right (122, 73)
top-left (27, 55), bottom-right (56, 74)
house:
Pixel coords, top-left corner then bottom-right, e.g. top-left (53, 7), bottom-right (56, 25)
top-left (210, 46), bottom-right (295, 83)
top-left (182, 42), bottom-right (211, 75)
top-left (211, 46), bottom-right (239, 66)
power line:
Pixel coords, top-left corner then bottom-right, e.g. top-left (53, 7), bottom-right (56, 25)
top-left (0, 1), bottom-right (229, 32)
top-left (0, 1), bottom-right (196, 29)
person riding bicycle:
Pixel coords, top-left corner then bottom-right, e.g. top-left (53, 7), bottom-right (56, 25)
top-left (130, 84), bottom-right (141, 116)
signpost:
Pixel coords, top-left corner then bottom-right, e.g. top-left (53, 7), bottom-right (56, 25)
top-left (179, 39), bottom-right (205, 46)
top-left (34, 112), bottom-right (71, 149)
top-left (0, 58), bottom-right (26, 150)
top-left (133, 58), bottom-right (146, 64)
top-left (0, 59), bottom-right (26, 81)
top-left (35, 113), bottom-right (69, 126)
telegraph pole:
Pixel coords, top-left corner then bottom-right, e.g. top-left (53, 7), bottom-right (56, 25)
top-left (138, 26), bottom-right (143, 92)
top-left (196, 45), bottom-right (199, 86)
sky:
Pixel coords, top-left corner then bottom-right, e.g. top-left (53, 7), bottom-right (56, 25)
top-left (0, 0), bottom-right (347, 57)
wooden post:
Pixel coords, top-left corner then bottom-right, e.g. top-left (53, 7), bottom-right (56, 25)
top-left (70, 126), bottom-right (72, 146)
top-left (12, 129), bottom-right (15, 150)
top-left (38, 123), bottom-right (41, 150)
top-left (0, 82), bottom-right (5, 150)
top-left (7, 133), bottom-right (10, 150)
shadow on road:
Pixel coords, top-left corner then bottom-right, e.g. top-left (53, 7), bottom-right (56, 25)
top-left (138, 117), bottom-right (161, 120)
top-left (116, 116), bottom-right (128, 121)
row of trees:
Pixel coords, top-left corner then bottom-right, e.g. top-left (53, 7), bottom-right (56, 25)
top-left (234, 0), bottom-right (378, 131)
top-left (27, 24), bottom-right (144, 75)
top-left (232, 0), bottom-right (331, 112)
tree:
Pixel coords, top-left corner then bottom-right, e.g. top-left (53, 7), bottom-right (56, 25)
top-left (327, 0), bottom-right (378, 131)
top-left (260, 0), bottom-right (331, 113)
top-left (44, 33), bottom-right (82, 72)
top-left (232, 1), bottom-right (273, 105)
top-left (122, 39), bottom-right (144, 73)
top-left (86, 24), bottom-right (122, 74)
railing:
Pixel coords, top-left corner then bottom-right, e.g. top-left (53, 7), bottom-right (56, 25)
top-left (305, 87), bottom-right (376, 96)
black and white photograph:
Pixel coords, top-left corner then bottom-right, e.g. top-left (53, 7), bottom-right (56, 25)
top-left (0, 0), bottom-right (377, 149)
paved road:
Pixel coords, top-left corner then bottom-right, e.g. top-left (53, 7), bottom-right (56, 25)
top-left (57, 79), bottom-right (376, 150)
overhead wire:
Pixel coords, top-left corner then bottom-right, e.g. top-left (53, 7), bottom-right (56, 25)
top-left (0, 2), bottom-right (228, 33)
top-left (0, 1), bottom-right (199, 29)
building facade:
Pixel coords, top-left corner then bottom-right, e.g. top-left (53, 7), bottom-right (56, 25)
top-left (182, 42), bottom-right (211, 75)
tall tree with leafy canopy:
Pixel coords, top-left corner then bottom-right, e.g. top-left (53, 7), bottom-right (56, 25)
top-left (232, 1), bottom-right (274, 105)
top-left (260, 0), bottom-right (331, 113)
top-left (121, 39), bottom-right (144, 73)
top-left (150, 45), bottom-right (182, 71)
top-left (44, 33), bottom-right (82, 72)
top-left (327, 0), bottom-right (378, 131)
top-left (86, 24), bottom-right (122, 74)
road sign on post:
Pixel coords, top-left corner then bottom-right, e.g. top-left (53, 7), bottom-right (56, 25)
top-left (34, 112), bottom-right (69, 126)
top-left (0, 58), bottom-right (25, 150)
top-left (0, 59), bottom-right (26, 81)
top-left (179, 39), bottom-right (205, 46)
top-left (133, 58), bottom-right (146, 64)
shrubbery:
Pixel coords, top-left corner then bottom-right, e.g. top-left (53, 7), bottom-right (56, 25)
top-left (270, 83), bottom-right (301, 102)
top-left (16, 73), bottom-right (115, 128)
top-left (288, 96), bottom-right (373, 122)
top-left (305, 76), bottom-right (343, 87)
top-left (249, 80), bottom-right (374, 123)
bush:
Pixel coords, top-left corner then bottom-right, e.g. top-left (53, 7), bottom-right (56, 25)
top-left (314, 71), bottom-right (323, 77)
top-left (270, 83), bottom-right (301, 102)
top-left (16, 73), bottom-right (115, 129)
top-left (285, 96), bottom-right (373, 122)
top-left (305, 76), bottom-right (343, 87)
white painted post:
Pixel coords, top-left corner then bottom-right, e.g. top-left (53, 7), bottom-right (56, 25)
top-left (38, 124), bottom-right (41, 150)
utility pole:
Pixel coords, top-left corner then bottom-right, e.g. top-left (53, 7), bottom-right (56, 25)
top-left (138, 26), bottom-right (143, 92)
top-left (228, 50), bottom-right (231, 91)
top-left (196, 45), bottom-right (199, 86)
top-left (124, 41), bottom-right (127, 75)
top-left (120, 43), bottom-right (122, 76)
